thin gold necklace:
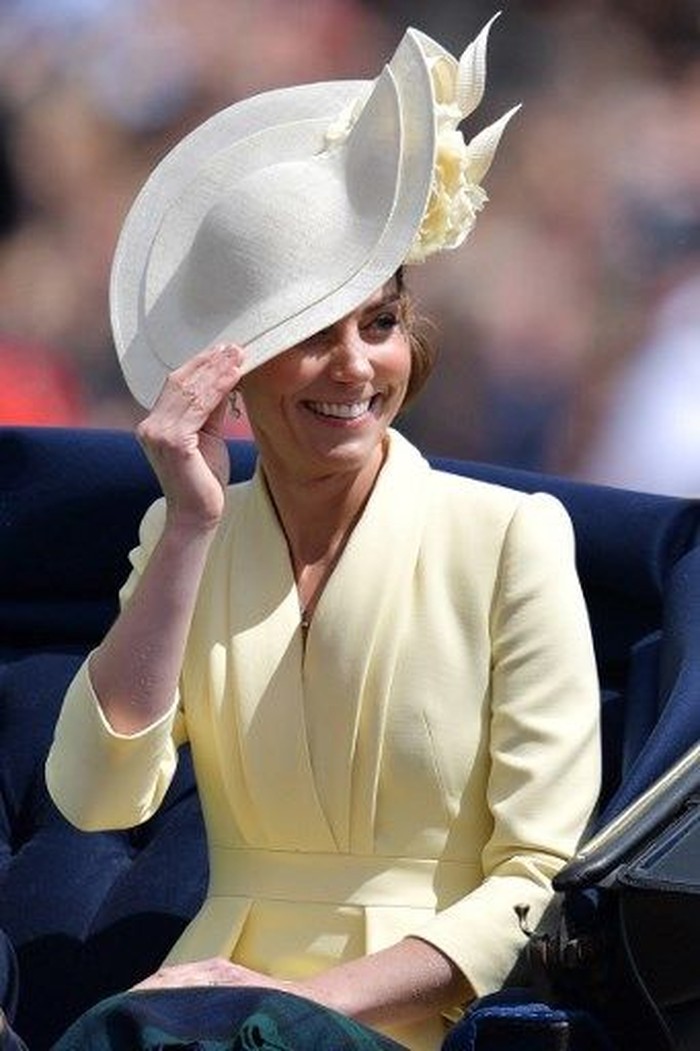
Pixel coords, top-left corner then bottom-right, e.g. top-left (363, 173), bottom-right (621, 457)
top-left (297, 549), bottom-right (341, 636)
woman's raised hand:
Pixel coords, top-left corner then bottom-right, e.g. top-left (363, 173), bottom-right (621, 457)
top-left (136, 343), bottom-right (244, 531)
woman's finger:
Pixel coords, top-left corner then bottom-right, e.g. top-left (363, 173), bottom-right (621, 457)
top-left (200, 388), bottom-right (231, 439)
top-left (159, 342), bottom-right (244, 427)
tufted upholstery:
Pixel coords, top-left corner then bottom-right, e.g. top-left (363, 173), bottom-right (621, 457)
top-left (0, 426), bottom-right (699, 1049)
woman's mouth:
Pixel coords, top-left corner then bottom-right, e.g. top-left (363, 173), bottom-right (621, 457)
top-left (304, 396), bottom-right (377, 420)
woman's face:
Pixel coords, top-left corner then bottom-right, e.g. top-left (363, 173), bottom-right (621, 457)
top-left (239, 283), bottom-right (411, 484)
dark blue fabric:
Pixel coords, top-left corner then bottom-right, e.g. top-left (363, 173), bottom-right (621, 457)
top-left (0, 931), bottom-right (27, 1051)
top-left (0, 649), bottom-right (207, 1049)
top-left (0, 1015), bottom-right (28, 1051)
top-left (51, 988), bottom-right (407, 1051)
top-left (443, 990), bottom-right (615, 1050)
top-left (0, 428), bottom-right (257, 654)
top-left (599, 541), bottom-right (700, 823)
top-left (0, 931), bottom-right (19, 1027)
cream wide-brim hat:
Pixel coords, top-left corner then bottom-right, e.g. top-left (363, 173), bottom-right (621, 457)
top-left (110, 18), bottom-right (515, 407)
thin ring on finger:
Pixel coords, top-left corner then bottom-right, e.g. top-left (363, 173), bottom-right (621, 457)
top-left (175, 378), bottom-right (206, 413)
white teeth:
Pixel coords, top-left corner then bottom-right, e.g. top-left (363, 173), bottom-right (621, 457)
top-left (308, 400), bottom-right (371, 419)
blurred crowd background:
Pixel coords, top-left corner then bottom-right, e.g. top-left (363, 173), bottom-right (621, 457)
top-left (1, 0), bottom-right (699, 495)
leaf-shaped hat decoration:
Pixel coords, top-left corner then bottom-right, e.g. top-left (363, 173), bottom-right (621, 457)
top-left (406, 11), bottom-right (519, 264)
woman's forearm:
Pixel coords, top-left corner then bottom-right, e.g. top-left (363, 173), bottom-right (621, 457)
top-left (91, 518), bottom-right (216, 734)
top-left (302, 936), bottom-right (474, 1028)
top-left (89, 345), bottom-right (242, 734)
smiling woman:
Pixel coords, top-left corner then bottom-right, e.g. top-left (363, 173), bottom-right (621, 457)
top-left (45, 14), bottom-right (601, 1051)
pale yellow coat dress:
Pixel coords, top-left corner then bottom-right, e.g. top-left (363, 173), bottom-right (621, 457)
top-left (46, 430), bottom-right (601, 1051)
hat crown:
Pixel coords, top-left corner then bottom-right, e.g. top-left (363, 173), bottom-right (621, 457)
top-left (180, 157), bottom-right (350, 329)
top-left (147, 63), bottom-right (406, 365)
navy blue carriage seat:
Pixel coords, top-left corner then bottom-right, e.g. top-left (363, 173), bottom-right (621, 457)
top-left (0, 426), bottom-right (698, 1049)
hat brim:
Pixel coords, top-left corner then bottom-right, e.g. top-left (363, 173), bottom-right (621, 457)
top-left (110, 31), bottom-right (438, 407)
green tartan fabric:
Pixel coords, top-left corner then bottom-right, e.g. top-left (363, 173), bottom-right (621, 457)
top-left (50, 988), bottom-right (409, 1051)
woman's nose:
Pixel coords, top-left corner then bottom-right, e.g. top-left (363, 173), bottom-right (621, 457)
top-left (328, 331), bottom-right (373, 382)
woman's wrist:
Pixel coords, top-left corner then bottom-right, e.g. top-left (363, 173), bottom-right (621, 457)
top-left (162, 506), bottom-right (223, 545)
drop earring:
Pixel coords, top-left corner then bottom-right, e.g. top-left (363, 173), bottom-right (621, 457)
top-left (228, 390), bottom-right (242, 419)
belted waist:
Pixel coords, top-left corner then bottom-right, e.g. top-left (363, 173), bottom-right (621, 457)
top-left (208, 846), bottom-right (479, 908)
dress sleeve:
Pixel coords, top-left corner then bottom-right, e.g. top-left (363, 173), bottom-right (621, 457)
top-left (45, 498), bottom-right (187, 831)
top-left (411, 492), bottom-right (602, 997)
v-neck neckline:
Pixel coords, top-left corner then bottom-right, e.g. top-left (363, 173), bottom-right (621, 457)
top-left (257, 456), bottom-right (385, 643)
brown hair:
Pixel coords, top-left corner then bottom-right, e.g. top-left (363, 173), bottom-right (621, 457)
top-left (396, 268), bottom-right (437, 410)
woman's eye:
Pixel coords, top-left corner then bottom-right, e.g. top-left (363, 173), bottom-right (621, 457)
top-left (369, 311), bottom-right (400, 334)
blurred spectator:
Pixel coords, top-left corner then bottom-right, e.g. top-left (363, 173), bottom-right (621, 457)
top-left (0, 336), bottom-right (87, 424)
top-left (578, 261), bottom-right (700, 497)
top-left (573, 43), bottom-right (700, 496)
